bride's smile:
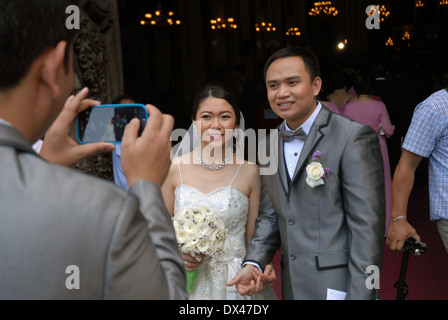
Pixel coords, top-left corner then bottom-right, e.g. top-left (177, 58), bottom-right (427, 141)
top-left (195, 96), bottom-right (238, 151)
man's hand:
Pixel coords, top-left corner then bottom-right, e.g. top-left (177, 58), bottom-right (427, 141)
top-left (387, 219), bottom-right (421, 252)
top-left (40, 88), bottom-right (115, 167)
top-left (387, 150), bottom-right (424, 252)
top-left (227, 264), bottom-right (263, 296)
top-left (260, 262), bottom-right (277, 287)
top-left (121, 105), bottom-right (174, 187)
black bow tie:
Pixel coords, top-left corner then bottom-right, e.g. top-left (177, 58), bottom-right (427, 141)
top-left (279, 128), bottom-right (307, 142)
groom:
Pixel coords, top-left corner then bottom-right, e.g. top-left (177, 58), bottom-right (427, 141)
top-left (229, 46), bottom-right (385, 300)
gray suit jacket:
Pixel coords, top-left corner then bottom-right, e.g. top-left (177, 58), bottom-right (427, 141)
top-left (0, 123), bottom-right (187, 300)
top-left (245, 106), bottom-right (385, 300)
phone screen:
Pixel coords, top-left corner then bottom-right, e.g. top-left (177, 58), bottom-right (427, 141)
top-left (76, 104), bottom-right (148, 144)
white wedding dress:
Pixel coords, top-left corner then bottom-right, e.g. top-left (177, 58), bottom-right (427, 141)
top-left (174, 163), bottom-right (278, 300)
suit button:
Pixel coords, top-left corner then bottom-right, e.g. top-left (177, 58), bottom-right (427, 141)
top-left (288, 219), bottom-right (295, 225)
top-left (289, 254), bottom-right (296, 260)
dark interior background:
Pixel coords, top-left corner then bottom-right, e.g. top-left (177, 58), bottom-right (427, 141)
top-left (116, 0), bottom-right (448, 131)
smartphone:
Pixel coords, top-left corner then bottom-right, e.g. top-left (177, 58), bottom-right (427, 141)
top-left (76, 104), bottom-right (148, 144)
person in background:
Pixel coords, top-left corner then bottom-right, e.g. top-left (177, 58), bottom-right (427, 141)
top-left (321, 70), bottom-right (355, 115)
top-left (387, 75), bottom-right (448, 255)
top-left (111, 94), bottom-right (136, 190)
top-left (344, 72), bottom-right (395, 234)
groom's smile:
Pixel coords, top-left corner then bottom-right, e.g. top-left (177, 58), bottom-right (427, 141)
top-left (266, 56), bottom-right (322, 130)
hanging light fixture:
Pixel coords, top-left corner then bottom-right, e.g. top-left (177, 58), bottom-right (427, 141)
top-left (308, 1), bottom-right (339, 17)
top-left (286, 27), bottom-right (301, 37)
top-left (366, 4), bottom-right (390, 23)
top-left (210, 17), bottom-right (238, 30)
top-left (255, 21), bottom-right (277, 33)
top-left (140, 8), bottom-right (181, 27)
top-left (415, 0), bottom-right (425, 8)
top-left (385, 37), bottom-right (394, 46)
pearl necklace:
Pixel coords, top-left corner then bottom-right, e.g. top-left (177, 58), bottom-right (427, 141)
top-left (194, 147), bottom-right (233, 172)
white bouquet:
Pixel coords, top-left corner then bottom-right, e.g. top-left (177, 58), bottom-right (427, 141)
top-left (173, 206), bottom-right (226, 260)
top-left (172, 206), bottom-right (227, 293)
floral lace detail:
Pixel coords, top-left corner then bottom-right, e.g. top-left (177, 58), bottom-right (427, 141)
top-left (174, 185), bottom-right (249, 300)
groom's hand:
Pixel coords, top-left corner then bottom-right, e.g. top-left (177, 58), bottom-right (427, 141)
top-left (227, 265), bottom-right (263, 296)
top-left (260, 263), bottom-right (277, 287)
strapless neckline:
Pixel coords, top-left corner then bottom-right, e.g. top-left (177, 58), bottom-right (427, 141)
top-left (175, 184), bottom-right (249, 201)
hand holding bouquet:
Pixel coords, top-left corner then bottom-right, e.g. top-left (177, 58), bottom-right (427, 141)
top-left (172, 206), bottom-right (226, 293)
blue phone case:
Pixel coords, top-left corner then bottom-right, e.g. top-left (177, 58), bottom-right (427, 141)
top-left (76, 104), bottom-right (148, 145)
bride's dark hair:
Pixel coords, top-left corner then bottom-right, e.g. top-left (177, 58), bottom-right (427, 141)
top-left (192, 84), bottom-right (241, 127)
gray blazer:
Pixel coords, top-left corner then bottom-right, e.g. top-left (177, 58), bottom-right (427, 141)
top-left (245, 106), bottom-right (385, 300)
top-left (0, 123), bottom-right (187, 300)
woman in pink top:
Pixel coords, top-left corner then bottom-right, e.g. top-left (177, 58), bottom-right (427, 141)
top-left (321, 70), bottom-right (356, 115)
top-left (344, 73), bottom-right (395, 235)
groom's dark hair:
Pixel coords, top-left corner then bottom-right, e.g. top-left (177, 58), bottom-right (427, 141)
top-left (264, 46), bottom-right (321, 82)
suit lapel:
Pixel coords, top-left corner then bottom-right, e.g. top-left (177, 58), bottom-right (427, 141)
top-left (288, 107), bottom-right (332, 194)
top-left (277, 122), bottom-right (290, 196)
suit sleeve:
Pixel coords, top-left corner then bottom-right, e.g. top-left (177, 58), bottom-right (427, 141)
top-left (103, 181), bottom-right (187, 300)
top-left (341, 125), bottom-right (385, 300)
top-left (244, 179), bottom-right (282, 270)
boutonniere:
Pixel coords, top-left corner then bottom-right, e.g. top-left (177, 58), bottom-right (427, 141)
top-left (306, 151), bottom-right (332, 188)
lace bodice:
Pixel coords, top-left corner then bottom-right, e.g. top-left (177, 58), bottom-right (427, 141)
top-left (174, 184), bottom-right (249, 263)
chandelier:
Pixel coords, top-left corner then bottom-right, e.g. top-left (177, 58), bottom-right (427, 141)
top-left (308, 1), bottom-right (339, 17)
top-left (286, 27), bottom-right (301, 37)
top-left (385, 37), bottom-right (394, 47)
top-left (415, 0), bottom-right (425, 7)
top-left (210, 17), bottom-right (238, 30)
top-left (255, 22), bottom-right (277, 32)
top-left (366, 4), bottom-right (390, 23)
top-left (140, 9), bottom-right (181, 27)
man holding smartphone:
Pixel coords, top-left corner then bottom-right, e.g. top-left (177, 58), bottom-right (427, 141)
top-left (0, 0), bottom-right (187, 300)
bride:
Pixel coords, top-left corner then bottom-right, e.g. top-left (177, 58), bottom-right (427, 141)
top-left (162, 84), bottom-right (277, 300)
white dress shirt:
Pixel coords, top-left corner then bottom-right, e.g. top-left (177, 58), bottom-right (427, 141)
top-left (283, 103), bottom-right (322, 179)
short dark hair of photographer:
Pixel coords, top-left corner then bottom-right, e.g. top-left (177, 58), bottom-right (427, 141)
top-left (0, 0), bottom-right (79, 92)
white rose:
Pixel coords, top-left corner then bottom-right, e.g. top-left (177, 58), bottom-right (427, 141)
top-left (188, 235), bottom-right (200, 246)
top-left (306, 161), bottom-right (325, 188)
top-left (183, 220), bottom-right (197, 234)
top-left (194, 212), bottom-right (205, 223)
top-left (196, 239), bottom-right (210, 253)
top-left (181, 242), bottom-right (195, 255)
top-left (173, 220), bottom-right (181, 233)
top-left (195, 223), bottom-right (209, 237)
top-left (175, 229), bottom-right (189, 244)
